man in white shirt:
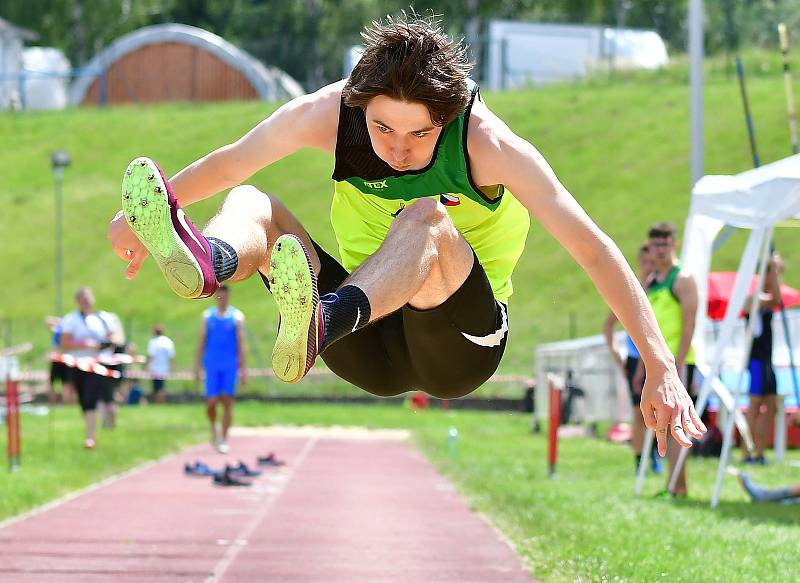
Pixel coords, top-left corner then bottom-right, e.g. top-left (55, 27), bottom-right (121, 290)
top-left (147, 324), bottom-right (176, 403)
top-left (59, 286), bottom-right (119, 449)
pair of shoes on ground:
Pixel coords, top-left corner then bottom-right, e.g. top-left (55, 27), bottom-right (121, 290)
top-left (121, 157), bottom-right (321, 384)
top-left (184, 460), bottom-right (264, 485)
top-left (257, 452), bottom-right (286, 467)
top-left (213, 462), bottom-right (262, 487)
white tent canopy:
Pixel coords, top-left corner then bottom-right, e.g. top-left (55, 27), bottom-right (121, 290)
top-left (683, 153), bottom-right (800, 368)
top-left (673, 153), bottom-right (800, 507)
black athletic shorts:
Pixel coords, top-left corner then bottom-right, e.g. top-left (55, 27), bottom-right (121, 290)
top-left (152, 378), bottom-right (166, 393)
top-left (73, 370), bottom-right (109, 412)
top-left (748, 359), bottom-right (777, 396)
top-left (625, 356), bottom-right (642, 406)
top-left (50, 361), bottom-right (71, 384)
top-left (261, 239), bottom-right (508, 399)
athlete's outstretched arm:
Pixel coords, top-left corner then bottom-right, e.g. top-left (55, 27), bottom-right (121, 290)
top-left (467, 104), bottom-right (705, 456)
top-left (108, 81), bottom-right (342, 276)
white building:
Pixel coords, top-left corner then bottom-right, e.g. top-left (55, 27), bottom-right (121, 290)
top-left (485, 20), bottom-right (668, 90)
top-left (0, 17), bottom-right (37, 110)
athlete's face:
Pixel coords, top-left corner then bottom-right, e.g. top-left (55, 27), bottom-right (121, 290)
top-left (76, 289), bottom-right (95, 312)
top-left (216, 289), bottom-right (230, 310)
top-left (364, 96), bottom-right (443, 172)
top-left (648, 236), bottom-right (675, 266)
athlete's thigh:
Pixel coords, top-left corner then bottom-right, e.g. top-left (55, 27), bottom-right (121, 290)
top-left (402, 256), bottom-right (506, 399)
top-left (262, 194), bottom-right (325, 277)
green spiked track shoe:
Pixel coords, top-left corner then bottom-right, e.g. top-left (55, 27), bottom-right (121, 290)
top-left (121, 157), bottom-right (218, 299)
top-left (269, 234), bottom-right (322, 383)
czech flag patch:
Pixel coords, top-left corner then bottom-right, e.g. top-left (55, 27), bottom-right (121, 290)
top-left (439, 193), bottom-right (460, 206)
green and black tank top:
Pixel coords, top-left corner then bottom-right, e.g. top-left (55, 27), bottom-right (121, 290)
top-left (647, 265), bottom-right (696, 364)
top-left (330, 80), bottom-right (530, 302)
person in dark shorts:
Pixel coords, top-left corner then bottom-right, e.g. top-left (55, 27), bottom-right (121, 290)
top-left (744, 253), bottom-right (784, 464)
top-left (59, 287), bottom-right (117, 449)
top-left (109, 12), bottom-right (704, 457)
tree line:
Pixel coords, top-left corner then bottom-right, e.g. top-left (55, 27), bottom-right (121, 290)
top-left (3, 0), bottom-right (800, 90)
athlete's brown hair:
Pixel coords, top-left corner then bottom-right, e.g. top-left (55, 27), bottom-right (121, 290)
top-left (648, 222), bottom-right (677, 240)
top-left (342, 10), bottom-right (473, 127)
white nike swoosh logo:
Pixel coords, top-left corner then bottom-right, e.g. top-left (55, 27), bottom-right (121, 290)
top-left (461, 302), bottom-right (508, 347)
top-left (351, 307), bottom-right (361, 332)
top-left (176, 208), bottom-right (205, 250)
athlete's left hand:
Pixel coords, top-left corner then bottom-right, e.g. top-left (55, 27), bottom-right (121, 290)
top-left (640, 366), bottom-right (706, 457)
top-left (239, 367), bottom-right (248, 386)
top-left (108, 210), bottom-right (150, 279)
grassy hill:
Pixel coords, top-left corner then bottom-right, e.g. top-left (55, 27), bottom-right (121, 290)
top-left (3, 56), bottom-right (799, 379)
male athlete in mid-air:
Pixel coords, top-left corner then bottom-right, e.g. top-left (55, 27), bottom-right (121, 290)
top-left (109, 12), bottom-right (705, 455)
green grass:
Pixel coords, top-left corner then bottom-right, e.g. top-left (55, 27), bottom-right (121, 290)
top-left (2, 51), bottom-right (800, 380)
top-left (3, 402), bottom-right (798, 581)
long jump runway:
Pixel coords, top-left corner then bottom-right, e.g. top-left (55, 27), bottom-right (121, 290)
top-left (0, 427), bottom-right (533, 582)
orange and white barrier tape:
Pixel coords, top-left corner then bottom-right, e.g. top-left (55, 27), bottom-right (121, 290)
top-left (96, 354), bottom-right (146, 366)
top-left (49, 353), bottom-right (121, 379)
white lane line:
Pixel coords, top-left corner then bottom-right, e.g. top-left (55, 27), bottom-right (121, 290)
top-left (205, 437), bottom-right (318, 583)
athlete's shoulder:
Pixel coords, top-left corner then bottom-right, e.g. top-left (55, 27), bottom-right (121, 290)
top-left (286, 80), bottom-right (344, 152)
top-left (305, 80), bottom-right (345, 116)
top-left (467, 97), bottom-right (519, 152)
top-left (465, 96), bottom-right (526, 186)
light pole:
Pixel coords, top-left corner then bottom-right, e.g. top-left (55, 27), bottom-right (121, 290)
top-left (51, 150), bottom-right (71, 316)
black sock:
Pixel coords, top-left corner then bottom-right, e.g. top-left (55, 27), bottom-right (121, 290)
top-left (320, 285), bottom-right (371, 350)
top-left (207, 237), bottom-right (238, 282)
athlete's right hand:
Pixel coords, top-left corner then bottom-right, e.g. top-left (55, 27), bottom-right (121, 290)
top-left (108, 210), bottom-right (149, 279)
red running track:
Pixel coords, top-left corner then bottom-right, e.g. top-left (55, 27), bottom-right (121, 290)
top-left (0, 427), bottom-right (534, 582)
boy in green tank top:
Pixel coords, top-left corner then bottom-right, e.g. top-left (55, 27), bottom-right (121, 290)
top-left (109, 11), bottom-right (704, 457)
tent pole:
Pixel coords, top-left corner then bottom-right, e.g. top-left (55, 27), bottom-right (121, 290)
top-left (711, 227), bottom-right (773, 507)
top-left (736, 56), bottom-right (760, 168)
top-left (668, 228), bottom-right (767, 493)
top-left (778, 24), bottom-right (799, 155)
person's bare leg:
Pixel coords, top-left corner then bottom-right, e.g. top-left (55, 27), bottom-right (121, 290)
top-left (748, 396), bottom-right (766, 458)
top-left (344, 198), bottom-right (474, 318)
top-left (269, 198), bottom-right (475, 383)
top-left (206, 398), bottom-right (218, 443)
top-left (632, 409), bottom-right (646, 456)
top-left (84, 410), bottom-right (97, 443)
top-left (202, 185), bottom-right (321, 281)
top-left (221, 395), bottom-right (233, 441)
top-left (759, 395), bottom-right (777, 458)
top-left (63, 382), bottom-right (76, 405)
top-left (667, 437), bottom-right (687, 495)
